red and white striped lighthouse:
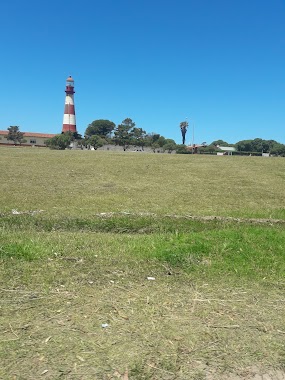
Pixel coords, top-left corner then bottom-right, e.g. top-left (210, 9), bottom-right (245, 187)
top-left (62, 76), bottom-right (77, 133)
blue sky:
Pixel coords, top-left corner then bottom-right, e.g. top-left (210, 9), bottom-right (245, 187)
top-left (1, 0), bottom-right (284, 144)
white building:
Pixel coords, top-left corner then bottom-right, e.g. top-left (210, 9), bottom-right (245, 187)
top-left (0, 130), bottom-right (56, 147)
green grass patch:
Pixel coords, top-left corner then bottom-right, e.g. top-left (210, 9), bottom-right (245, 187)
top-left (1, 221), bottom-right (284, 281)
top-left (0, 241), bottom-right (46, 260)
top-left (147, 226), bottom-right (285, 280)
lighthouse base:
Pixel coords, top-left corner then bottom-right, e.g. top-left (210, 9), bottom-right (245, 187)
top-left (62, 125), bottom-right (77, 133)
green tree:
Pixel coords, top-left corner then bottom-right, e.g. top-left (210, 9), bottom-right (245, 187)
top-left (235, 139), bottom-right (253, 152)
top-left (85, 119), bottom-right (116, 138)
top-left (114, 118), bottom-right (135, 151)
top-left (211, 140), bottom-right (229, 147)
top-left (235, 138), bottom-right (279, 153)
top-left (87, 135), bottom-right (106, 150)
top-left (143, 133), bottom-right (161, 148)
top-left (175, 144), bottom-right (188, 154)
top-left (6, 126), bottom-right (25, 145)
top-left (157, 136), bottom-right (166, 147)
top-left (45, 134), bottom-right (72, 150)
top-left (251, 138), bottom-right (269, 152)
top-left (151, 142), bottom-right (161, 152)
top-left (71, 131), bottom-right (83, 140)
top-left (163, 139), bottom-right (177, 153)
top-left (131, 127), bottom-right (147, 150)
top-left (200, 144), bottom-right (217, 154)
top-left (151, 133), bottom-right (161, 143)
top-left (76, 138), bottom-right (86, 150)
top-left (270, 143), bottom-right (285, 156)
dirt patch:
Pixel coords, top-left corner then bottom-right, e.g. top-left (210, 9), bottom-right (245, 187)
top-left (209, 367), bottom-right (285, 379)
top-left (1, 258), bottom-right (284, 379)
top-left (108, 367), bottom-right (285, 379)
top-left (96, 211), bottom-right (285, 225)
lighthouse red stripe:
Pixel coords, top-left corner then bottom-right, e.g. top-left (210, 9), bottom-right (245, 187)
top-left (62, 124), bottom-right (77, 133)
top-left (64, 105), bottom-right (75, 114)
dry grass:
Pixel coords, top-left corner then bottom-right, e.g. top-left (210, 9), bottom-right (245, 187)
top-left (1, 240), bottom-right (285, 379)
top-left (1, 231), bottom-right (285, 379)
top-left (1, 148), bottom-right (285, 379)
top-left (1, 148), bottom-right (285, 219)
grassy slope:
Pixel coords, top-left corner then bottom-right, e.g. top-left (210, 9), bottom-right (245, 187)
top-left (1, 148), bottom-right (285, 219)
top-left (0, 148), bottom-right (285, 379)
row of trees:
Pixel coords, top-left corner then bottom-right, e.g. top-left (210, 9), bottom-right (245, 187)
top-left (46, 118), bottom-right (179, 152)
top-left (84, 118), bottom-right (179, 152)
top-left (201, 138), bottom-right (285, 156)
top-left (3, 124), bottom-right (285, 156)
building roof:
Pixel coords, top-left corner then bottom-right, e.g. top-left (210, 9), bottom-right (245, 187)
top-left (218, 146), bottom-right (236, 151)
top-left (0, 130), bottom-right (57, 138)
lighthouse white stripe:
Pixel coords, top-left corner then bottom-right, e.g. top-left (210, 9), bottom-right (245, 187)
top-left (64, 95), bottom-right (74, 105)
top-left (63, 114), bottom-right (76, 125)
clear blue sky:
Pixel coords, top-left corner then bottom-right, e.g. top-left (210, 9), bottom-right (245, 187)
top-left (1, 0), bottom-right (284, 144)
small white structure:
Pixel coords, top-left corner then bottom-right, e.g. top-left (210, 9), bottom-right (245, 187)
top-left (217, 146), bottom-right (236, 155)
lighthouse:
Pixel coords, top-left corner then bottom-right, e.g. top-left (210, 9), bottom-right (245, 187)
top-left (62, 76), bottom-right (77, 133)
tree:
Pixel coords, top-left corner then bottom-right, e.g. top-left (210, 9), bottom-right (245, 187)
top-left (180, 121), bottom-right (188, 144)
top-left (71, 131), bottom-right (83, 140)
top-left (45, 134), bottom-right (72, 150)
top-left (87, 135), bottom-right (106, 150)
top-left (200, 144), bottom-right (217, 154)
top-left (76, 138), bottom-right (86, 150)
top-left (6, 126), bottom-right (25, 145)
top-left (175, 144), bottom-right (188, 154)
top-left (234, 139), bottom-right (253, 152)
top-left (151, 142), bottom-right (161, 152)
top-left (211, 140), bottom-right (230, 147)
top-left (143, 133), bottom-right (162, 148)
top-left (157, 136), bottom-right (166, 147)
top-left (151, 133), bottom-right (160, 143)
top-left (163, 139), bottom-right (177, 153)
top-left (85, 119), bottom-right (116, 138)
top-left (270, 143), bottom-right (285, 156)
top-left (234, 138), bottom-right (275, 153)
top-left (113, 118), bottom-right (135, 151)
top-left (130, 127), bottom-right (147, 150)
top-left (251, 138), bottom-right (269, 152)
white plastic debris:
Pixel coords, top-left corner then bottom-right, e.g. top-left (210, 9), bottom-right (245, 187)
top-left (101, 323), bottom-right (109, 328)
top-left (11, 209), bottom-right (44, 215)
top-left (12, 209), bottom-right (21, 215)
top-left (147, 277), bottom-right (156, 281)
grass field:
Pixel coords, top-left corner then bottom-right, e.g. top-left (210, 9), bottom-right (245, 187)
top-left (0, 148), bottom-right (285, 379)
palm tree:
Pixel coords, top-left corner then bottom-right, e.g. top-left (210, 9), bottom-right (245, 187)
top-left (180, 121), bottom-right (189, 145)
